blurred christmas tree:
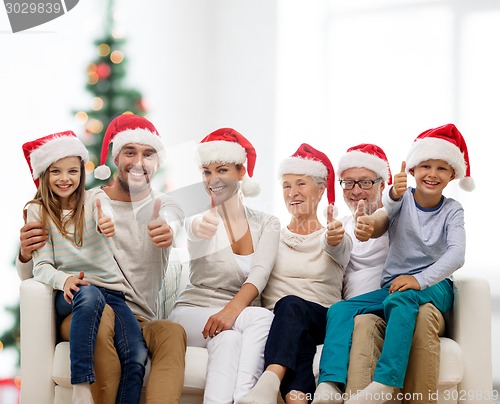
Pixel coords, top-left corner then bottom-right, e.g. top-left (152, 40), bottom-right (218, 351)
top-left (76, 0), bottom-right (148, 189)
top-left (0, 0), bottom-right (148, 370)
top-left (0, 304), bottom-right (20, 366)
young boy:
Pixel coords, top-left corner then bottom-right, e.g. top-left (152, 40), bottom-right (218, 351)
top-left (313, 123), bottom-right (474, 404)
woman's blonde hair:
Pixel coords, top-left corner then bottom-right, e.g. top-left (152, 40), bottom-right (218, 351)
top-left (25, 159), bottom-right (87, 247)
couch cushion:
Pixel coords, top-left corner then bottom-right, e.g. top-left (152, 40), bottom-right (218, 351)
top-left (51, 342), bottom-right (208, 395)
top-left (52, 342), bottom-right (71, 387)
top-left (438, 337), bottom-right (464, 386)
top-left (51, 334), bottom-right (461, 394)
top-left (183, 346), bottom-right (208, 394)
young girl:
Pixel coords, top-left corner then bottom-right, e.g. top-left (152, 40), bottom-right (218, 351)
top-left (168, 128), bottom-right (280, 404)
top-left (22, 131), bottom-right (148, 404)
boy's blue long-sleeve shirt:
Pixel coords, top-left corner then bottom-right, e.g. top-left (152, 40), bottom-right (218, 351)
top-left (382, 187), bottom-right (466, 289)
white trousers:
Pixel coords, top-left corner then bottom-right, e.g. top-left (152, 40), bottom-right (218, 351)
top-left (169, 305), bottom-right (274, 404)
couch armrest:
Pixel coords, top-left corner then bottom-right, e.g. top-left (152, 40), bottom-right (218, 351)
top-left (20, 278), bottom-right (57, 404)
top-left (448, 276), bottom-right (493, 403)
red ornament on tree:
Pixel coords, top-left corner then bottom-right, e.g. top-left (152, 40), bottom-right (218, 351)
top-left (96, 62), bottom-right (111, 79)
top-left (136, 98), bottom-right (147, 112)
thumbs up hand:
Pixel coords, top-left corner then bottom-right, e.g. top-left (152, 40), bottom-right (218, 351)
top-left (325, 204), bottom-right (344, 246)
top-left (193, 208), bottom-right (220, 240)
top-left (390, 161), bottom-right (407, 200)
top-left (354, 200), bottom-right (376, 242)
top-left (148, 198), bottom-right (173, 248)
top-left (354, 199), bottom-right (366, 222)
top-left (96, 198), bottom-right (115, 237)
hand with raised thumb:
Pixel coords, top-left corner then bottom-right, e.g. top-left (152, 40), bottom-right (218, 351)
top-left (150, 198), bottom-right (161, 221)
top-left (193, 208), bottom-right (220, 240)
top-left (96, 198), bottom-right (115, 237)
top-left (148, 198), bottom-right (173, 248)
top-left (326, 204), bottom-right (335, 224)
top-left (354, 199), bottom-right (366, 222)
top-left (325, 204), bottom-right (344, 246)
top-left (390, 161), bottom-right (407, 200)
top-left (354, 200), bottom-right (375, 242)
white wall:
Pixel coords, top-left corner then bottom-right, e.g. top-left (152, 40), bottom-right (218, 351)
top-left (126, 0), bottom-right (279, 212)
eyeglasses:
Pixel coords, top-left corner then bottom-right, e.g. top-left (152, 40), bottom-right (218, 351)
top-left (339, 178), bottom-right (382, 190)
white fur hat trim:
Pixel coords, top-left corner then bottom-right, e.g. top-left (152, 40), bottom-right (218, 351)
top-left (278, 157), bottom-right (328, 179)
top-left (196, 140), bottom-right (246, 165)
top-left (30, 136), bottom-right (89, 180)
top-left (111, 128), bottom-right (165, 162)
top-left (406, 137), bottom-right (466, 179)
top-left (337, 151), bottom-right (389, 182)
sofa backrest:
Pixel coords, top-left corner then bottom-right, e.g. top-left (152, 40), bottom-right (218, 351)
top-left (157, 247), bottom-right (190, 319)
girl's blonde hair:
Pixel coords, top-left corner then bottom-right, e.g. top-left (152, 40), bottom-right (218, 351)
top-left (25, 159), bottom-right (87, 247)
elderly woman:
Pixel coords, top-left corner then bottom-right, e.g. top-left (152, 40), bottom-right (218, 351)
top-left (238, 143), bottom-right (352, 404)
top-left (169, 128), bottom-right (280, 404)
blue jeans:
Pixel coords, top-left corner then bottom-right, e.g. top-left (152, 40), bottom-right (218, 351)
top-left (264, 295), bottom-right (328, 399)
top-left (55, 285), bottom-right (148, 404)
top-left (318, 279), bottom-right (453, 389)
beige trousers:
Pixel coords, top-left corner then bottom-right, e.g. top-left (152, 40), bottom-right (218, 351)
top-left (138, 317), bottom-right (187, 404)
top-left (346, 303), bottom-right (445, 404)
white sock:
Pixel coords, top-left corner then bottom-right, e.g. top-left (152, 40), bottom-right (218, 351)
top-left (312, 382), bottom-right (344, 404)
top-left (72, 382), bottom-right (94, 404)
top-left (235, 370), bottom-right (281, 404)
top-left (345, 381), bottom-right (394, 404)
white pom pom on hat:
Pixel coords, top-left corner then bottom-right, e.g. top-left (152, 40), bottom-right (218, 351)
top-left (94, 164), bottom-right (111, 180)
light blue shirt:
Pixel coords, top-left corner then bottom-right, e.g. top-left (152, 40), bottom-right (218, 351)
top-left (382, 187), bottom-right (465, 289)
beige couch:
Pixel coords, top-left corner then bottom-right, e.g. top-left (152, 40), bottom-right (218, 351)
top-left (19, 250), bottom-right (494, 403)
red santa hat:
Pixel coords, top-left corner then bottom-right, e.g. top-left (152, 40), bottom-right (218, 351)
top-left (406, 123), bottom-right (474, 191)
top-left (94, 113), bottom-right (164, 180)
top-left (196, 128), bottom-right (260, 197)
top-left (22, 130), bottom-right (89, 188)
top-left (278, 143), bottom-right (335, 205)
top-left (337, 143), bottom-right (392, 185)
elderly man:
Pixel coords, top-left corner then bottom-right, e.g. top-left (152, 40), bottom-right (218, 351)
top-left (315, 143), bottom-right (444, 404)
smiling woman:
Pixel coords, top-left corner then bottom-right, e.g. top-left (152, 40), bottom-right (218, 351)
top-left (281, 174), bottom-right (326, 233)
top-left (237, 143), bottom-right (348, 404)
top-left (201, 162), bottom-right (244, 210)
top-left (168, 128), bottom-right (281, 403)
